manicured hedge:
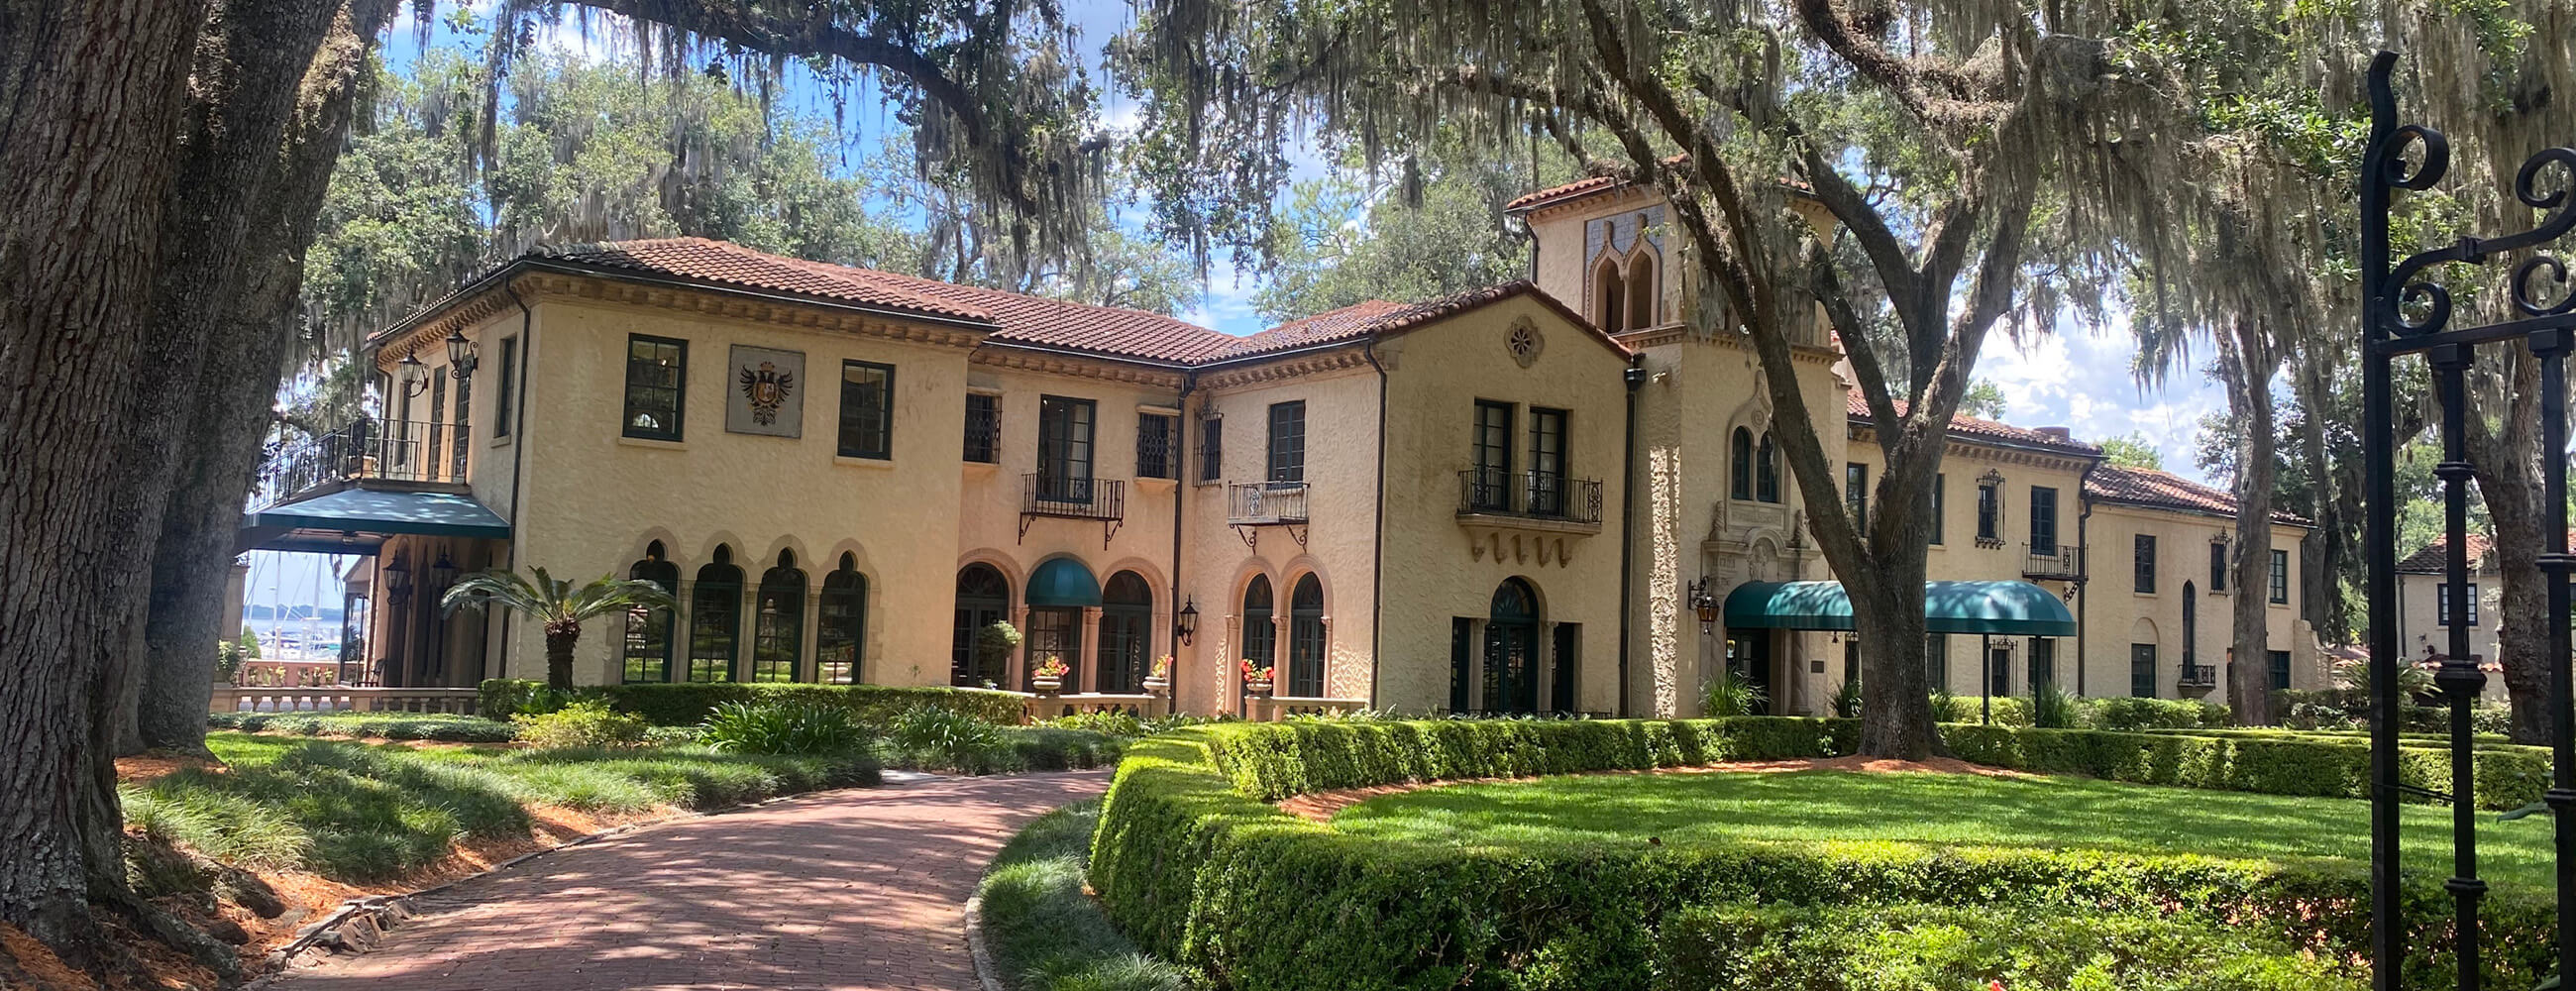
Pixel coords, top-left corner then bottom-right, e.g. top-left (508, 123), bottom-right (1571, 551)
top-left (1089, 717), bottom-right (2552, 991)
top-left (206, 711), bottom-right (519, 742)
top-left (1939, 723), bottom-right (2550, 812)
top-left (477, 678), bottom-right (1025, 725)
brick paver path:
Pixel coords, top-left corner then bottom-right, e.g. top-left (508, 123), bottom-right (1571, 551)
top-left (276, 771), bottom-right (1111, 991)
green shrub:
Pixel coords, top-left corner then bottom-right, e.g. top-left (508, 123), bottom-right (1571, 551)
top-left (1701, 667), bottom-right (1767, 716)
top-left (2030, 682), bottom-right (2076, 729)
top-left (978, 801), bottom-right (1197, 991)
top-left (1657, 901), bottom-right (2362, 991)
top-left (546, 680), bottom-right (1024, 726)
top-left (207, 712), bottom-right (520, 742)
top-left (1044, 710), bottom-right (1148, 737)
top-left (890, 705), bottom-right (1009, 771)
top-left (698, 701), bottom-right (874, 755)
top-left (2082, 696), bottom-right (2227, 731)
top-left (1934, 694), bottom-right (2031, 726)
top-left (1829, 678), bottom-right (1864, 718)
top-left (510, 701), bottom-right (650, 749)
top-left (478, 678), bottom-right (573, 718)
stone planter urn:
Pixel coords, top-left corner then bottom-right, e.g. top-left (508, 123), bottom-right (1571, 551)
top-left (1142, 675), bottom-right (1170, 694)
top-left (1029, 677), bottom-right (1062, 694)
top-left (1244, 679), bottom-right (1274, 697)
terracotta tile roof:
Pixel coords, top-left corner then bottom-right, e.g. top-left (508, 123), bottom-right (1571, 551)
top-left (2085, 465), bottom-right (2312, 526)
top-left (1504, 158), bottom-right (1812, 213)
top-left (1844, 392), bottom-right (2101, 455)
top-left (2397, 533), bottom-right (2496, 574)
top-left (832, 262), bottom-right (1240, 362)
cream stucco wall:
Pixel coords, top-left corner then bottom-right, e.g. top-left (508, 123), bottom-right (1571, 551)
top-left (2395, 566), bottom-right (2510, 703)
top-left (2081, 505), bottom-right (2317, 700)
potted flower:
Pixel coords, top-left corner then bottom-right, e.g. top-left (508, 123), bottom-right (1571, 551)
top-left (1240, 659), bottom-right (1275, 696)
top-left (1029, 655), bottom-right (1069, 693)
top-left (1143, 655), bottom-right (1173, 694)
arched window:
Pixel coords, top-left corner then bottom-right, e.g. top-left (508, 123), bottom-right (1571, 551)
top-left (1756, 432), bottom-right (1781, 503)
top-left (952, 564), bottom-right (1011, 687)
top-left (1241, 576), bottom-right (1277, 689)
top-left (751, 550), bottom-right (805, 682)
top-left (1288, 575), bottom-right (1326, 698)
top-left (1100, 571), bottom-right (1153, 694)
top-left (621, 541), bottom-right (679, 683)
top-left (1593, 258), bottom-right (1627, 332)
top-left (816, 553), bottom-right (865, 685)
top-left (1484, 579), bottom-right (1541, 714)
top-left (688, 545), bottom-right (743, 682)
top-left (1625, 250), bottom-right (1658, 328)
top-left (1729, 428), bottom-right (1755, 500)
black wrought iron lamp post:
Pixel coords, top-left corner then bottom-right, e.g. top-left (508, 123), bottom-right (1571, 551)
top-left (2358, 50), bottom-right (2576, 991)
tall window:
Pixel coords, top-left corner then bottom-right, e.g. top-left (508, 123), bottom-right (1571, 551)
top-left (688, 546), bottom-right (742, 682)
top-left (815, 554), bottom-right (865, 685)
top-left (451, 373), bottom-right (472, 481)
top-left (1987, 644), bottom-right (2011, 696)
top-left (1136, 412), bottom-right (1177, 479)
top-left (837, 361), bottom-right (894, 459)
top-left (1198, 415), bottom-right (1224, 482)
top-left (2130, 643), bottom-right (2157, 698)
top-left (1485, 579), bottom-right (1542, 714)
top-left (1529, 407), bottom-right (1567, 515)
top-left (623, 334), bottom-right (686, 441)
top-left (1100, 572), bottom-right (1152, 694)
top-left (751, 550), bottom-right (805, 682)
top-left (1025, 606), bottom-right (1082, 690)
top-left (1845, 463), bottom-right (1869, 530)
top-left (1593, 258), bottom-right (1626, 332)
top-left (1977, 479), bottom-right (2001, 543)
top-left (2030, 638), bottom-right (2056, 690)
top-left (493, 336), bottom-right (518, 438)
top-left (2181, 582), bottom-right (2199, 678)
top-left (1730, 428), bottom-right (1754, 500)
top-left (622, 542), bottom-right (678, 683)
top-left (1266, 401), bottom-right (1306, 484)
top-left (2269, 549), bottom-right (2291, 605)
top-left (951, 564), bottom-right (1010, 686)
top-left (2209, 541), bottom-right (2228, 592)
top-left (2134, 535), bottom-right (2158, 594)
top-left (1925, 633), bottom-right (1948, 693)
top-left (2267, 649), bottom-right (2293, 690)
top-left (2440, 582), bottom-right (2480, 625)
top-left (1288, 575), bottom-right (1326, 697)
top-left (1625, 252), bottom-right (1657, 328)
top-left (1755, 433), bottom-right (1780, 503)
top-left (2029, 487), bottom-right (2060, 554)
top-left (963, 392), bottom-right (1000, 463)
top-left (428, 372), bottom-right (448, 478)
top-left (1471, 400), bottom-right (1513, 511)
top-left (1036, 395), bottom-right (1096, 501)
top-left (1241, 576), bottom-right (1277, 689)
top-left (1929, 474), bottom-right (1945, 545)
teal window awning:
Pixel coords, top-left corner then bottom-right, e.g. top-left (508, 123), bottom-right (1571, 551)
top-left (1723, 580), bottom-right (2076, 637)
top-left (240, 487), bottom-right (511, 555)
top-left (1025, 558), bottom-right (1102, 607)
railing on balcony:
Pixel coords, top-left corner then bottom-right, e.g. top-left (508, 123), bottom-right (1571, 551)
top-left (253, 418), bottom-right (463, 509)
top-left (1455, 470), bottom-right (1604, 526)
top-left (2177, 662), bottom-right (2217, 691)
top-left (2022, 542), bottom-right (2083, 581)
top-left (1020, 474), bottom-right (1125, 546)
top-left (1227, 482), bottom-right (1310, 524)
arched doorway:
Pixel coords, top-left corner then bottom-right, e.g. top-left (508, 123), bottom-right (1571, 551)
top-left (622, 541), bottom-right (678, 683)
top-left (1241, 576), bottom-right (1277, 695)
top-left (1100, 571), bottom-right (1152, 694)
top-left (816, 554), bottom-right (865, 685)
top-left (1484, 579), bottom-right (1541, 715)
top-left (688, 546), bottom-right (744, 682)
top-left (751, 550), bottom-right (805, 682)
top-left (952, 564), bottom-right (1011, 687)
top-left (1288, 575), bottom-right (1325, 697)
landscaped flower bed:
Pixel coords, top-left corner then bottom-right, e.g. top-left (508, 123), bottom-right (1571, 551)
top-left (1089, 716), bottom-right (2556, 991)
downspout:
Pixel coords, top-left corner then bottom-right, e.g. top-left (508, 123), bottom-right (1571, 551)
top-left (2076, 459), bottom-right (2097, 698)
top-left (1365, 337), bottom-right (1389, 710)
top-left (1171, 372), bottom-right (1194, 714)
top-left (1617, 356), bottom-right (1646, 716)
top-left (496, 284), bottom-right (535, 683)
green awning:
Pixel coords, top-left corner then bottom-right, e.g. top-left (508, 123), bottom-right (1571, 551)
top-left (1724, 580), bottom-right (2076, 637)
top-left (240, 487), bottom-right (510, 554)
top-left (1025, 558), bottom-right (1102, 607)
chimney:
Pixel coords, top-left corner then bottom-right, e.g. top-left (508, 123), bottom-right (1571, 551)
top-left (2035, 426), bottom-right (2073, 442)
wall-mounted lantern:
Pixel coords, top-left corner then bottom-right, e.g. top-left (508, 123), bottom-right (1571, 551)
top-left (444, 328), bottom-right (479, 380)
top-left (1686, 577), bottom-right (1719, 632)
top-left (395, 352), bottom-right (431, 399)
top-left (1175, 596), bottom-right (1200, 646)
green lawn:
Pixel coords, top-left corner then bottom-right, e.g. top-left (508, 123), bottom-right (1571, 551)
top-left (1331, 767), bottom-right (2559, 893)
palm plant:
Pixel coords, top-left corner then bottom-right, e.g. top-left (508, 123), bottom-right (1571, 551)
top-left (1701, 665), bottom-right (1769, 717)
top-left (441, 567), bottom-right (676, 691)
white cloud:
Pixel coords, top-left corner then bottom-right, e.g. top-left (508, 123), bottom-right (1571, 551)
top-left (1977, 322), bottom-right (2231, 486)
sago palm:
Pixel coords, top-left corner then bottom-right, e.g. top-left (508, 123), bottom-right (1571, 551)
top-left (442, 567), bottom-right (676, 691)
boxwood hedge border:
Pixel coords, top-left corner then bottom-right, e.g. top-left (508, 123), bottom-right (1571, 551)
top-left (1090, 716), bottom-right (2553, 991)
top-left (478, 679), bottom-right (1025, 726)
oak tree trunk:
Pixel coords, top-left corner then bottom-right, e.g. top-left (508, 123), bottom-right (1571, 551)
top-left (2459, 347), bottom-right (2549, 744)
top-left (1849, 531), bottom-right (1940, 759)
top-left (2218, 322), bottom-right (2277, 724)
top-left (2290, 350), bottom-right (2349, 643)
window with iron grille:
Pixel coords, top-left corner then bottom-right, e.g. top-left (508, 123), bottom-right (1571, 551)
top-left (962, 392), bottom-right (999, 463)
top-left (622, 335), bottom-right (686, 441)
top-left (2129, 644), bottom-right (2156, 698)
top-left (2267, 649), bottom-right (2292, 690)
top-left (1199, 415), bottom-right (1224, 482)
top-left (837, 361), bottom-right (894, 460)
top-left (1977, 480), bottom-right (2000, 541)
top-left (1136, 412), bottom-right (1177, 479)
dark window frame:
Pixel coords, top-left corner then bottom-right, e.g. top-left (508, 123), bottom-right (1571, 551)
top-left (2440, 582), bottom-right (2480, 626)
top-left (2269, 549), bottom-right (2291, 605)
top-left (835, 361), bottom-right (896, 460)
top-left (1929, 473), bottom-right (1945, 545)
top-left (2134, 534), bottom-right (2157, 594)
top-left (493, 336), bottom-right (518, 438)
top-left (1529, 406), bottom-right (1568, 515)
top-left (1136, 411), bottom-right (1178, 479)
top-left (621, 334), bottom-right (688, 442)
top-left (1266, 400), bottom-right (1307, 484)
top-left (2130, 643), bottom-right (2157, 698)
top-left (1730, 428), bottom-right (1754, 500)
top-left (816, 560), bottom-right (866, 685)
top-left (1976, 481), bottom-right (2001, 542)
top-left (2210, 541), bottom-right (2228, 592)
top-left (750, 554), bottom-right (806, 683)
top-left (1472, 400), bottom-right (1514, 511)
top-left (1845, 462), bottom-right (1869, 531)
top-left (1036, 394), bottom-right (1098, 501)
top-left (1755, 433), bottom-right (1781, 503)
top-left (962, 392), bottom-right (1000, 464)
top-left (2029, 486), bottom-right (2060, 554)
top-left (1198, 414), bottom-right (1224, 482)
top-left (2267, 649), bottom-right (2293, 691)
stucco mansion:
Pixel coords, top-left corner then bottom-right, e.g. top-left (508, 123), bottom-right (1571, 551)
top-left (241, 172), bottom-right (2323, 718)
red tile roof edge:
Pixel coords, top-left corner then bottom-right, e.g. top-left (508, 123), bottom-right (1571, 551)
top-left (2084, 464), bottom-right (2312, 527)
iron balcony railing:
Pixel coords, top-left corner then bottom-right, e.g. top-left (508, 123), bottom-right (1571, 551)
top-left (253, 418), bottom-right (463, 510)
top-left (1227, 482), bottom-right (1309, 524)
top-left (2023, 542), bottom-right (2083, 581)
top-left (1456, 469), bottom-right (1604, 525)
top-left (2178, 662), bottom-right (2217, 687)
top-left (1022, 474), bottom-right (1123, 520)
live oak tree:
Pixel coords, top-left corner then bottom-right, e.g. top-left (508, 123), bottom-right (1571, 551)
top-left (1115, 0), bottom-right (2168, 757)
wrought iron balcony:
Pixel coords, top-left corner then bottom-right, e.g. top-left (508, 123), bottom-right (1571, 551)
top-left (2022, 543), bottom-right (2083, 581)
top-left (1228, 482), bottom-right (1310, 525)
top-left (252, 418), bottom-right (466, 510)
top-left (2177, 662), bottom-right (2217, 692)
top-left (1020, 474), bottom-right (1124, 547)
top-left (1456, 470), bottom-right (1604, 527)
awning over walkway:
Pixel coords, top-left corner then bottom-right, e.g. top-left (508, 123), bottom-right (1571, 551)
top-left (1025, 558), bottom-right (1103, 607)
top-left (1723, 580), bottom-right (2076, 637)
top-left (239, 487), bottom-right (511, 555)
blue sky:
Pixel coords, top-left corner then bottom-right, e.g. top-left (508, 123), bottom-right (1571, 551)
top-left (244, 5), bottom-right (2234, 612)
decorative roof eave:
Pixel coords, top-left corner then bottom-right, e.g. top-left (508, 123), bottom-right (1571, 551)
top-left (1514, 181), bottom-right (1660, 220)
top-left (1845, 419), bottom-right (2100, 471)
top-left (970, 341), bottom-right (1189, 388)
top-left (1615, 324), bottom-right (1843, 364)
top-left (2089, 497), bottom-right (2315, 530)
top-left (1196, 345), bottom-right (1375, 389)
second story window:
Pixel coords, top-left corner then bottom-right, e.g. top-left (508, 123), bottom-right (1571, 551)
top-left (962, 392), bottom-right (1000, 463)
top-left (1529, 407), bottom-right (1567, 515)
top-left (1755, 433), bottom-right (1780, 503)
top-left (1036, 395), bottom-right (1095, 501)
top-left (1472, 400), bottom-right (1513, 510)
top-left (2440, 582), bottom-right (2479, 625)
top-left (493, 336), bottom-right (518, 438)
top-left (1845, 463), bottom-right (1869, 530)
top-left (622, 334), bottom-right (687, 441)
top-left (1976, 477), bottom-right (2001, 544)
top-left (1930, 474), bottom-right (1945, 545)
top-left (1730, 428), bottom-right (1754, 500)
top-left (1266, 401), bottom-right (1306, 484)
top-left (2270, 549), bottom-right (2291, 605)
top-left (2029, 486), bottom-right (2059, 555)
top-left (836, 361), bottom-right (894, 460)
top-left (1136, 412), bottom-right (1176, 479)
top-left (1198, 414), bottom-right (1223, 482)
top-left (2209, 540), bottom-right (2228, 592)
top-left (428, 371), bottom-right (449, 479)
top-left (2134, 535), bottom-right (2157, 594)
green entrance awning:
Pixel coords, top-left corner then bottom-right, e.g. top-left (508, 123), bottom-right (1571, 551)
top-left (1025, 558), bottom-right (1103, 607)
top-left (1723, 580), bottom-right (2076, 637)
top-left (239, 487), bottom-right (511, 554)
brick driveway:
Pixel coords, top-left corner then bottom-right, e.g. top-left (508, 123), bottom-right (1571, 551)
top-left (275, 771), bottom-right (1112, 991)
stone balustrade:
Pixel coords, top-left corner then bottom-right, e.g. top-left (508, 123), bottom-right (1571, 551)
top-left (210, 685), bottom-right (482, 716)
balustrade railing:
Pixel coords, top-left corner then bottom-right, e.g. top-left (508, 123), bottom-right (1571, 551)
top-left (1227, 482), bottom-right (1310, 524)
top-left (253, 418), bottom-right (463, 509)
top-left (1455, 470), bottom-right (1603, 525)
